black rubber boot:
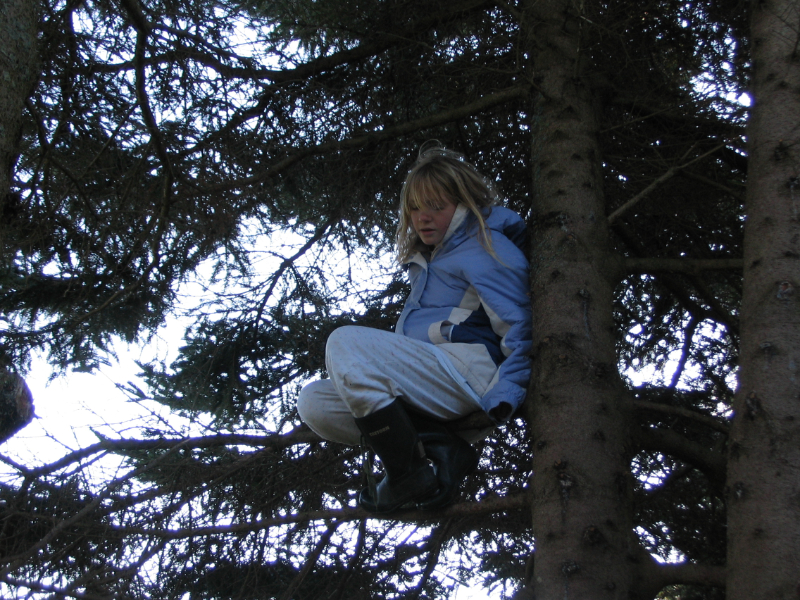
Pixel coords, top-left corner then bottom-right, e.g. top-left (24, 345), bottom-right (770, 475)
top-left (407, 411), bottom-right (479, 510)
top-left (355, 401), bottom-right (439, 514)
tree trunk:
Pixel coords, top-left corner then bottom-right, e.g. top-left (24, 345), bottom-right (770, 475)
top-left (0, 369), bottom-right (34, 445)
top-left (0, 0), bottom-right (39, 441)
top-left (524, 1), bottom-right (634, 597)
top-left (726, 0), bottom-right (800, 598)
top-left (0, 0), bottom-right (39, 204)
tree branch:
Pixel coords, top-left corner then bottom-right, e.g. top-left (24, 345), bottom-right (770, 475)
top-left (107, 492), bottom-right (531, 540)
top-left (614, 223), bottom-right (741, 336)
top-left (624, 257), bottom-right (743, 275)
top-left (330, 520), bottom-right (367, 600)
top-left (0, 438), bottom-right (195, 576)
top-left (195, 85), bottom-right (529, 195)
top-left (682, 170), bottom-right (745, 202)
top-left (0, 575), bottom-right (111, 600)
top-left (631, 426), bottom-right (727, 491)
top-left (631, 399), bottom-right (730, 434)
top-left (634, 546), bottom-right (726, 599)
top-left (660, 271), bottom-right (740, 338)
top-left (204, 0), bottom-right (497, 84)
top-left (278, 521), bottom-right (339, 600)
top-left (86, 0), bottom-right (495, 84)
top-left (2, 426), bottom-right (320, 478)
top-left (608, 143), bottom-right (727, 224)
top-left (116, 0), bottom-right (150, 33)
top-left (409, 520), bottom-right (452, 600)
top-left (3, 413), bottom-right (495, 480)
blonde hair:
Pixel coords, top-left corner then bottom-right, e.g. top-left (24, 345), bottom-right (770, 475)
top-left (396, 146), bottom-right (498, 263)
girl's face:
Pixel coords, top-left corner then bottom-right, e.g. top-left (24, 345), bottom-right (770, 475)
top-left (410, 198), bottom-right (457, 247)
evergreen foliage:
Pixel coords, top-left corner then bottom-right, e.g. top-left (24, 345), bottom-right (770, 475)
top-left (0, 0), bottom-right (793, 598)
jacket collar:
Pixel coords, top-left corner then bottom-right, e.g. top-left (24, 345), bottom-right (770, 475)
top-left (440, 204), bottom-right (470, 247)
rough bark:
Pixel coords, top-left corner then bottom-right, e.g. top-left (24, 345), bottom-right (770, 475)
top-left (0, 0), bottom-right (39, 442)
top-left (0, 369), bottom-right (34, 445)
top-left (524, 1), bottom-right (634, 597)
top-left (0, 0), bottom-right (39, 207)
top-left (726, 0), bottom-right (800, 598)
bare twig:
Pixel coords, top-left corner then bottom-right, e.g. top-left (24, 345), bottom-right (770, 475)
top-left (631, 399), bottom-right (730, 434)
top-left (624, 257), bottom-right (743, 275)
top-left (608, 143), bottom-right (726, 224)
top-left (277, 521), bottom-right (339, 600)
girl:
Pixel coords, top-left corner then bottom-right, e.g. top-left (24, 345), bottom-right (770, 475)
top-left (297, 146), bottom-right (531, 513)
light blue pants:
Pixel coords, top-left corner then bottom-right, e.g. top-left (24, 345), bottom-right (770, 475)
top-left (297, 326), bottom-right (487, 445)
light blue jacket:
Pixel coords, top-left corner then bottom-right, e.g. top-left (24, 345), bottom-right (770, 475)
top-left (396, 205), bottom-right (532, 421)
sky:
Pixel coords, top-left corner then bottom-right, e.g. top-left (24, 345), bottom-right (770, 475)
top-left (5, 349), bottom-right (158, 466)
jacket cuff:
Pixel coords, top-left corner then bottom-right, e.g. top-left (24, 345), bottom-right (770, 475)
top-left (482, 380), bottom-right (527, 424)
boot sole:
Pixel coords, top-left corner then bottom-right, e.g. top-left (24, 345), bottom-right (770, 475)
top-left (359, 465), bottom-right (440, 514)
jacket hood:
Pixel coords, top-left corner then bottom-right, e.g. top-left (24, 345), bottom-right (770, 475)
top-left (441, 205), bottom-right (527, 255)
top-left (484, 205), bottom-right (527, 252)
top-left (405, 205), bottom-right (528, 264)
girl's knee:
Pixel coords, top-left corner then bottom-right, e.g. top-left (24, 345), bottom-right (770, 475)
top-left (296, 380), bottom-right (326, 426)
top-left (325, 326), bottom-right (361, 355)
top-left (296, 379), bottom-right (361, 445)
top-left (325, 326), bottom-right (365, 373)
top-left (326, 325), bottom-right (392, 367)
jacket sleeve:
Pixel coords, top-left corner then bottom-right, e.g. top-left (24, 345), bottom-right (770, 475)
top-left (462, 235), bottom-right (532, 421)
